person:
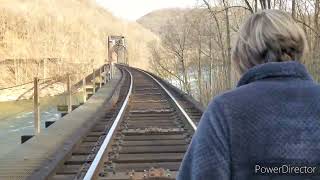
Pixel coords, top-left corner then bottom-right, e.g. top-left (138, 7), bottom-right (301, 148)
top-left (178, 9), bottom-right (320, 180)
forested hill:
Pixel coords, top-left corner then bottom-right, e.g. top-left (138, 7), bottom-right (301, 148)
top-left (137, 8), bottom-right (188, 35)
top-left (0, 0), bottom-right (157, 87)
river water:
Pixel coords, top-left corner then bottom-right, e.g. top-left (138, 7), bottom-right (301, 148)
top-left (0, 93), bottom-right (83, 157)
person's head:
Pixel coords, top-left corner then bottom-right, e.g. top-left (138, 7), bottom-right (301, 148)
top-left (232, 9), bottom-right (308, 74)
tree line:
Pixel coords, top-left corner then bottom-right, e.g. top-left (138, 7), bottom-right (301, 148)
top-left (149, 0), bottom-right (320, 106)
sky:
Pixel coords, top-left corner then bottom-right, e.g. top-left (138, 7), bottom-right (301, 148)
top-left (96, 0), bottom-right (199, 21)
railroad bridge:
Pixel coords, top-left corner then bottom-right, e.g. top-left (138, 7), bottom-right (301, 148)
top-left (0, 64), bottom-right (204, 180)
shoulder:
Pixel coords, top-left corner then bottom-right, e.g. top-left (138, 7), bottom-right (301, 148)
top-left (211, 82), bottom-right (270, 106)
top-left (207, 85), bottom-right (251, 110)
top-left (200, 89), bottom-right (239, 129)
top-left (205, 84), bottom-right (263, 121)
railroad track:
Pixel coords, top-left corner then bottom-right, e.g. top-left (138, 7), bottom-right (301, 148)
top-left (50, 66), bottom-right (202, 180)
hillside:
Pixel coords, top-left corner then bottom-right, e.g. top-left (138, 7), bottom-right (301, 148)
top-left (137, 8), bottom-right (188, 35)
top-left (0, 0), bottom-right (157, 88)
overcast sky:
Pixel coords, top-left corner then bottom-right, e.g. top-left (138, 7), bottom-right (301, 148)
top-left (96, 0), bottom-right (199, 21)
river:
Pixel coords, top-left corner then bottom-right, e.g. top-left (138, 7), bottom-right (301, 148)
top-left (0, 93), bottom-right (83, 158)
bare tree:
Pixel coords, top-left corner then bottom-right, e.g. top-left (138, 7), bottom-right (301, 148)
top-left (292, 0), bottom-right (296, 19)
top-left (161, 16), bottom-right (193, 94)
top-left (149, 0), bottom-right (320, 106)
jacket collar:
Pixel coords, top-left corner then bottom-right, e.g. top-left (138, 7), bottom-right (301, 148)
top-left (237, 61), bottom-right (313, 87)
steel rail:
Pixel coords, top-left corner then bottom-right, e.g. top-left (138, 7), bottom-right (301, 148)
top-left (83, 68), bottom-right (133, 180)
top-left (140, 70), bottom-right (197, 130)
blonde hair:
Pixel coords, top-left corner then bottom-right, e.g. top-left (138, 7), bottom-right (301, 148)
top-left (232, 9), bottom-right (308, 74)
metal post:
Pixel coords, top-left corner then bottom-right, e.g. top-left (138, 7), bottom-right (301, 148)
top-left (111, 62), bottom-right (114, 79)
top-left (116, 49), bottom-right (119, 64)
top-left (67, 74), bottom-right (72, 113)
top-left (34, 77), bottom-right (40, 134)
top-left (92, 69), bottom-right (96, 94)
top-left (124, 50), bottom-right (127, 65)
top-left (43, 58), bottom-right (46, 80)
top-left (108, 36), bottom-right (112, 74)
top-left (108, 64), bottom-right (112, 81)
top-left (104, 65), bottom-right (107, 84)
top-left (99, 67), bottom-right (102, 88)
top-left (83, 77), bottom-right (87, 103)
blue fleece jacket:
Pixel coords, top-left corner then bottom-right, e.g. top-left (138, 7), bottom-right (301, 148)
top-left (178, 61), bottom-right (320, 180)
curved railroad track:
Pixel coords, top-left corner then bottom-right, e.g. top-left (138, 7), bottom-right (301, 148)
top-left (49, 65), bottom-right (203, 180)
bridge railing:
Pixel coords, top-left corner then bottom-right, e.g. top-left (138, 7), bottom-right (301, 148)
top-left (1, 63), bottom-right (112, 142)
